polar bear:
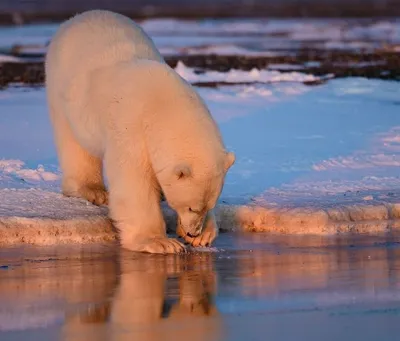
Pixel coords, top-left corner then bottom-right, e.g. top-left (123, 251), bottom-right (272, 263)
top-left (45, 10), bottom-right (235, 253)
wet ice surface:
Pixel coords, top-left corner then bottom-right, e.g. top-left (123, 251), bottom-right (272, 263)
top-left (1, 233), bottom-right (400, 340)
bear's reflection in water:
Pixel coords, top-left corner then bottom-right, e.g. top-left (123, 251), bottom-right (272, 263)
top-left (5, 234), bottom-right (400, 340)
top-left (61, 252), bottom-right (222, 341)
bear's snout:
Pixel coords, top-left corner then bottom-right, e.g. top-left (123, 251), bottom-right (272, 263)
top-left (187, 230), bottom-right (201, 238)
top-left (180, 224), bottom-right (202, 237)
top-left (178, 217), bottom-right (203, 237)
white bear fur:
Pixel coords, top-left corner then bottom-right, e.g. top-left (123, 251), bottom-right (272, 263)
top-left (45, 10), bottom-right (235, 254)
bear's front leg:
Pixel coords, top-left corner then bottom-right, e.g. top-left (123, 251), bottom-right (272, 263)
top-left (105, 147), bottom-right (186, 254)
top-left (177, 210), bottom-right (219, 247)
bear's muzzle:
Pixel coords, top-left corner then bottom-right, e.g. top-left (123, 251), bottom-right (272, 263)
top-left (178, 218), bottom-right (203, 237)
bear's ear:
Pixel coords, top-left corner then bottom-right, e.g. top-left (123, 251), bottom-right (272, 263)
top-left (174, 163), bottom-right (192, 180)
top-left (224, 152), bottom-right (236, 171)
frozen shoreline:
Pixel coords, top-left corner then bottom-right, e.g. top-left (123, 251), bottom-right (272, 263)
top-left (1, 188), bottom-right (400, 247)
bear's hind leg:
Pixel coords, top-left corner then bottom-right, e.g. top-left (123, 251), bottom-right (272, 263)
top-left (49, 103), bottom-right (108, 206)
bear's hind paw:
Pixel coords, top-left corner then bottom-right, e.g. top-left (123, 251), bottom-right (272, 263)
top-left (63, 185), bottom-right (108, 206)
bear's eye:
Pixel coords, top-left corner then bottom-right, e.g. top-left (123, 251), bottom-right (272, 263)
top-left (188, 207), bottom-right (201, 214)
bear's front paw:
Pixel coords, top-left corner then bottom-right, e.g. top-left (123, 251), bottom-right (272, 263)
top-left (134, 237), bottom-right (187, 254)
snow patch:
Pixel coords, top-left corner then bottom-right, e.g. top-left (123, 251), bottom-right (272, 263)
top-left (313, 128), bottom-right (400, 171)
top-left (178, 44), bottom-right (278, 56)
top-left (0, 54), bottom-right (21, 62)
top-left (313, 154), bottom-right (400, 170)
top-left (175, 61), bottom-right (320, 84)
top-left (256, 178), bottom-right (400, 208)
top-left (198, 83), bottom-right (311, 123)
top-left (268, 63), bottom-right (305, 71)
top-left (0, 189), bottom-right (114, 245)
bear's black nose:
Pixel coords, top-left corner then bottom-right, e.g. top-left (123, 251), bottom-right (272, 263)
top-left (187, 232), bottom-right (200, 238)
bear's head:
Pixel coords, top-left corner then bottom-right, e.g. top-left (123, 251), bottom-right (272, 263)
top-left (161, 151), bottom-right (235, 238)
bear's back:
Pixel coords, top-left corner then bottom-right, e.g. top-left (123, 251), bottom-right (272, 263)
top-left (45, 10), bottom-right (163, 86)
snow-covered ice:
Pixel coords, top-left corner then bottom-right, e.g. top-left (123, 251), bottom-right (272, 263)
top-left (1, 73), bottom-right (399, 205)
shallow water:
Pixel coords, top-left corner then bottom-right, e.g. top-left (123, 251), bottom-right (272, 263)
top-left (1, 232), bottom-right (400, 340)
